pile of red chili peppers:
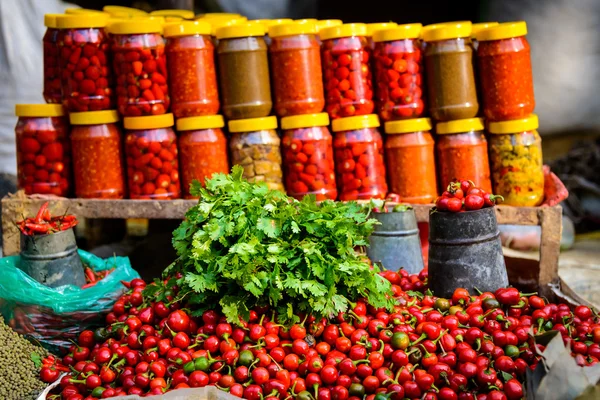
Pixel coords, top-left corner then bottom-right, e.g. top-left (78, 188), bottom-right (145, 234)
top-left (17, 201), bottom-right (78, 236)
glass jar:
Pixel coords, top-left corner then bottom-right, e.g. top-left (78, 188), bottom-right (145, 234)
top-left (384, 118), bottom-right (437, 203)
top-left (488, 115), bottom-right (544, 206)
top-left (56, 14), bottom-right (113, 112)
top-left (70, 110), bottom-right (125, 198)
top-left (373, 24), bottom-right (425, 121)
top-left (332, 114), bottom-right (387, 200)
top-left (123, 114), bottom-right (181, 199)
top-left (365, 22), bottom-right (397, 50)
top-left (321, 24), bottom-right (375, 119)
top-left (14, 104), bottom-right (71, 196)
top-left (164, 21), bottom-right (219, 118)
top-left (216, 23), bottom-right (272, 119)
top-left (43, 14), bottom-right (62, 104)
top-left (176, 115), bottom-right (229, 198)
top-left (470, 22), bottom-right (498, 50)
top-left (250, 19), bottom-right (293, 45)
top-left (315, 19), bottom-right (343, 43)
top-left (110, 20), bottom-right (170, 117)
top-left (281, 113), bottom-right (337, 200)
top-left (476, 22), bottom-right (535, 121)
top-left (435, 118), bottom-right (492, 193)
top-left (269, 22), bottom-right (325, 117)
top-left (228, 116), bottom-right (283, 190)
top-left (423, 22), bottom-right (479, 121)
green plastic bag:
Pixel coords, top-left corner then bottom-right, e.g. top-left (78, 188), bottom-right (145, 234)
top-left (0, 250), bottom-right (140, 353)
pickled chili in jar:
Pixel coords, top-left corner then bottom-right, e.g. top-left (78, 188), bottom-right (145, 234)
top-left (164, 21), bottom-right (219, 118)
top-left (176, 115), bottom-right (229, 198)
top-left (281, 113), bottom-right (337, 200)
top-left (110, 20), bottom-right (170, 117)
top-left (331, 114), bottom-right (387, 200)
top-left (488, 115), bottom-right (544, 206)
top-left (373, 24), bottom-right (425, 121)
top-left (321, 24), bottom-right (375, 119)
top-left (56, 14), bottom-right (113, 112)
top-left (70, 110), bottom-right (125, 198)
top-left (14, 104), bottom-right (71, 196)
top-left (315, 20), bottom-right (343, 38)
top-left (384, 118), bottom-right (437, 203)
top-left (365, 22), bottom-right (397, 50)
top-left (43, 14), bottom-right (63, 104)
top-left (124, 114), bottom-right (181, 199)
top-left (435, 118), bottom-right (492, 192)
top-left (476, 22), bottom-right (535, 121)
top-left (228, 116), bottom-right (284, 191)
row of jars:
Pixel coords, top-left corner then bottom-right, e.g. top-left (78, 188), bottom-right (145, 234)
top-left (15, 104), bottom-right (544, 206)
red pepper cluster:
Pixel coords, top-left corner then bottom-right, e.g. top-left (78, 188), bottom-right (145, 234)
top-left (17, 202), bottom-right (78, 236)
top-left (43, 28), bottom-right (62, 104)
top-left (435, 180), bottom-right (503, 213)
top-left (82, 267), bottom-right (115, 290)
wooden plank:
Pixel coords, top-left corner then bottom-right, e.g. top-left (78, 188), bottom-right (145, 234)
top-left (538, 206), bottom-right (563, 297)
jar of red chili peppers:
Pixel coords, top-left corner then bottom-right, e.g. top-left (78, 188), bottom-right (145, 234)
top-left (14, 104), bottom-right (71, 196)
top-left (365, 22), bottom-right (397, 50)
top-left (281, 113), bottom-right (337, 200)
top-left (373, 23), bottom-right (425, 121)
top-left (164, 21), bottom-right (219, 118)
top-left (70, 110), bottom-right (125, 199)
top-left (176, 115), bottom-right (229, 198)
top-left (56, 14), bottom-right (113, 112)
top-left (384, 118), bottom-right (437, 203)
top-left (435, 118), bottom-right (492, 193)
top-left (476, 22), bottom-right (535, 121)
top-left (321, 23), bottom-right (375, 119)
top-left (269, 22), bottom-right (325, 117)
top-left (331, 114), bottom-right (387, 200)
top-left (110, 20), bottom-right (170, 117)
top-left (123, 113), bottom-right (181, 199)
top-left (43, 14), bottom-right (63, 104)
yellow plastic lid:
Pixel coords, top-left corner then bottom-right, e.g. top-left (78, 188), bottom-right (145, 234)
top-left (108, 19), bottom-right (163, 34)
top-left (332, 114), bottom-right (380, 132)
top-left (421, 21), bottom-right (470, 41)
top-left (385, 118), bottom-right (432, 134)
top-left (15, 104), bottom-right (65, 117)
top-left (209, 17), bottom-right (247, 36)
top-left (281, 113), bottom-right (330, 130)
top-left (373, 23), bottom-right (422, 42)
top-left (176, 115), bottom-right (225, 131)
top-left (228, 116), bottom-right (278, 133)
top-left (197, 13), bottom-right (243, 19)
top-left (216, 22), bottom-right (265, 40)
top-left (124, 114), bottom-right (174, 130)
top-left (296, 18), bottom-right (318, 25)
top-left (488, 114), bottom-right (538, 134)
top-left (316, 19), bottom-right (343, 33)
top-left (44, 14), bottom-right (62, 28)
top-left (57, 13), bottom-right (109, 28)
top-left (164, 21), bottom-right (212, 37)
top-left (70, 110), bottom-right (120, 125)
top-left (65, 8), bottom-right (108, 15)
top-left (103, 5), bottom-right (147, 16)
top-left (471, 22), bottom-right (499, 38)
top-left (476, 21), bottom-right (528, 41)
top-left (269, 21), bottom-right (317, 38)
top-left (366, 22), bottom-right (398, 37)
top-left (423, 21), bottom-right (472, 42)
top-left (250, 19), bottom-right (293, 29)
top-left (436, 118), bottom-right (484, 135)
top-left (320, 23), bottom-right (368, 41)
top-left (151, 9), bottom-right (195, 19)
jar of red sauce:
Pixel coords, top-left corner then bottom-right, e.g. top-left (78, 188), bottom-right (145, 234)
top-left (14, 104), bottom-right (71, 196)
top-left (321, 23), bottom-right (375, 119)
top-left (70, 110), bottom-right (125, 198)
top-left (110, 20), bottom-right (170, 117)
top-left (56, 14), bottom-right (113, 112)
top-left (123, 113), bottom-right (181, 199)
top-left (332, 114), bottom-right (387, 200)
top-left (269, 22), bottom-right (325, 117)
top-left (164, 21), bottom-right (219, 118)
top-left (471, 22), bottom-right (498, 50)
top-left (365, 22), bottom-right (397, 50)
top-left (384, 118), bottom-right (437, 203)
top-left (281, 113), bottom-right (337, 200)
top-left (176, 115), bottom-right (229, 198)
top-left (435, 118), bottom-right (492, 192)
top-left (373, 24), bottom-right (425, 121)
top-left (43, 14), bottom-right (63, 104)
top-left (476, 22), bottom-right (535, 121)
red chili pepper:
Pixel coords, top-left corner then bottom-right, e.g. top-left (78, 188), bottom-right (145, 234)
top-left (25, 222), bottom-right (50, 234)
top-left (85, 267), bottom-right (96, 283)
top-left (35, 202), bottom-right (49, 224)
top-left (121, 280), bottom-right (131, 288)
top-left (494, 288), bottom-right (520, 306)
top-left (81, 282), bottom-right (98, 289)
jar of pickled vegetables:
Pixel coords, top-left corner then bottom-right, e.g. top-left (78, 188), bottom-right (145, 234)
top-left (110, 20), bottom-right (170, 117)
top-left (269, 22), bottom-right (325, 117)
top-left (488, 115), bottom-right (544, 206)
top-left (384, 118), bottom-right (437, 203)
top-left (423, 22), bottom-right (479, 121)
top-left (321, 24), bottom-right (375, 119)
top-left (281, 113), bottom-right (337, 200)
top-left (476, 22), bottom-right (535, 121)
top-left (177, 115), bottom-right (229, 198)
top-left (70, 110), bottom-right (125, 198)
top-left (315, 19), bottom-right (343, 40)
top-left (228, 116), bottom-right (283, 190)
top-left (373, 24), bottom-right (425, 121)
top-left (216, 23), bottom-right (272, 119)
top-left (43, 14), bottom-right (62, 104)
top-left (14, 104), bottom-right (71, 196)
top-left (164, 21), bottom-right (219, 118)
top-left (124, 114), bottom-right (181, 199)
top-left (56, 14), bottom-right (113, 112)
top-left (435, 118), bottom-right (492, 192)
top-left (332, 114), bottom-right (387, 200)
top-left (365, 22), bottom-right (397, 50)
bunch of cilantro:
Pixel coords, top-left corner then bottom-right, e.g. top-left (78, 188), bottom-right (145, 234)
top-left (164, 166), bottom-right (394, 325)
